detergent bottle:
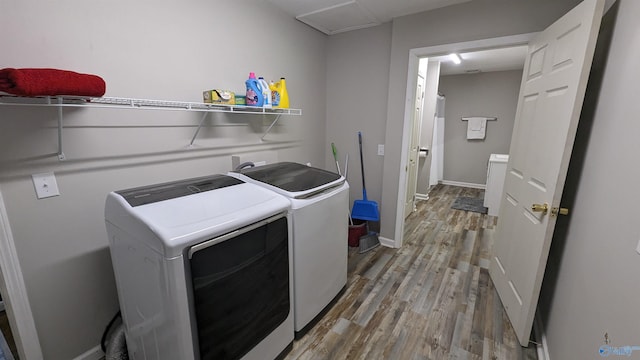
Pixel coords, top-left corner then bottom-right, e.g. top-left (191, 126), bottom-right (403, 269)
top-left (269, 80), bottom-right (280, 107)
top-left (245, 72), bottom-right (264, 107)
top-left (258, 77), bottom-right (272, 108)
top-left (276, 77), bottom-right (289, 108)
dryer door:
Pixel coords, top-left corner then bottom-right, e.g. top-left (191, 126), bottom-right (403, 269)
top-left (188, 214), bottom-right (289, 360)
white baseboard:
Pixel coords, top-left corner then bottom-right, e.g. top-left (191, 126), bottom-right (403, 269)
top-left (415, 193), bottom-right (429, 200)
top-left (73, 345), bottom-right (104, 360)
top-left (440, 180), bottom-right (486, 190)
top-left (534, 312), bottom-right (551, 360)
top-left (378, 236), bottom-right (396, 248)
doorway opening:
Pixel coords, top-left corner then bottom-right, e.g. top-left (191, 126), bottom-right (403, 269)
top-left (406, 45), bottom-right (528, 220)
top-left (394, 33), bottom-right (537, 248)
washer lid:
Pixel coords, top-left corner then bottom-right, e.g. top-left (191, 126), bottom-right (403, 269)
top-left (116, 174), bottom-right (243, 207)
top-left (106, 176), bottom-right (291, 257)
top-left (235, 162), bottom-right (341, 192)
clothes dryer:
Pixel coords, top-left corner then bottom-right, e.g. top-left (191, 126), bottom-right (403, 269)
top-left (105, 175), bottom-right (293, 360)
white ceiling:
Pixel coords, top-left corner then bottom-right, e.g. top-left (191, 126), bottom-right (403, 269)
top-left (264, 0), bottom-right (526, 75)
top-left (266, 0), bottom-right (473, 35)
top-left (430, 46), bottom-right (528, 75)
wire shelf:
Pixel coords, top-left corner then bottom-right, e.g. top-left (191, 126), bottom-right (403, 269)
top-left (0, 94), bottom-right (302, 160)
top-left (0, 95), bottom-right (302, 115)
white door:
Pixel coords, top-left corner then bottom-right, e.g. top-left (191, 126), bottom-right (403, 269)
top-left (404, 76), bottom-right (424, 218)
top-left (489, 0), bottom-right (604, 346)
top-left (418, 60), bottom-right (441, 195)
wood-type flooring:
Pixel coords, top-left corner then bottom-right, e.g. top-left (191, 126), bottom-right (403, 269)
top-left (285, 184), bottom-right (537, 360)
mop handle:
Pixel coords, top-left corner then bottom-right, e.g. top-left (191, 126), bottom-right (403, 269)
top-left (358, 131), bottom-right (368, 200)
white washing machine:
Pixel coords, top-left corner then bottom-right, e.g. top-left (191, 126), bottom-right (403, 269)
top-left (105, 174), bottom-right (294, 360)
top-left (230, 162), bottom-right (349, 336)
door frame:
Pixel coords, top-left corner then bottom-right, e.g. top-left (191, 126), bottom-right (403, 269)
top-left (0, 188), bottom-right (43, 359)
top-left (393, 32), bottom-right (537, 248)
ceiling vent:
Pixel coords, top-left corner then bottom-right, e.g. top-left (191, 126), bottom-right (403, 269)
top-left (297, 1), bottom-right (381, 35)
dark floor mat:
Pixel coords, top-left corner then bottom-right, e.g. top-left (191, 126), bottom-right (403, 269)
top-left (451, 196), bottom-right (488, 214)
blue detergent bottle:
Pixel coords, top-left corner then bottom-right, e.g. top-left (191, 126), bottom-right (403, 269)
top-left (245, 72), bottom-right (264, 107)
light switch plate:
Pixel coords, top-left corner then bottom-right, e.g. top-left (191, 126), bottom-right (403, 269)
top-left (32, 172), bottom-right (60, 199)
top-left (378, 144), bottom-right (385, 156)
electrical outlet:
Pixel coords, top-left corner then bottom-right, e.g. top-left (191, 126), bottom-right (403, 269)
top-left (32, 172), bottom-right (60, 199)
top-left (378, 144), bottom-right (385, 156)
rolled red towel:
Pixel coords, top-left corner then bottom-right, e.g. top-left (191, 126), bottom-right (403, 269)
top-left (0, 68), bottom-right (106, 97)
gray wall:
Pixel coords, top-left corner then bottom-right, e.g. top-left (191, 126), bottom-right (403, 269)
top-left (439, 70), bottom-right (522, 185)
top-left (378, 0), bottom-right (583, 241)
top-left (325, 23), bottom-right (392, 207)
top-left (0, 1), bottom-right (326, 359)
top-left (540, 1), bottom-right (640, 358)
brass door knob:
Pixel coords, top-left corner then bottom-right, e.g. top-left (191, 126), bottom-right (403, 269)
top-left (551, 207), bottom-right (569, 216)
top-left (531, 203), bottom-right (549, 214)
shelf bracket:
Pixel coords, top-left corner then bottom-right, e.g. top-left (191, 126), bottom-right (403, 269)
top-left (56, 97), bottom-right (66, 161)
top-left (189, 112), bottom-right (210, 146)
top-left (261, 114), bottom-right (282, 141)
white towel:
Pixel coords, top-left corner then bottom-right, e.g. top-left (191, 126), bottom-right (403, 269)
top-left (466, 117), bottom-right (487, 139)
